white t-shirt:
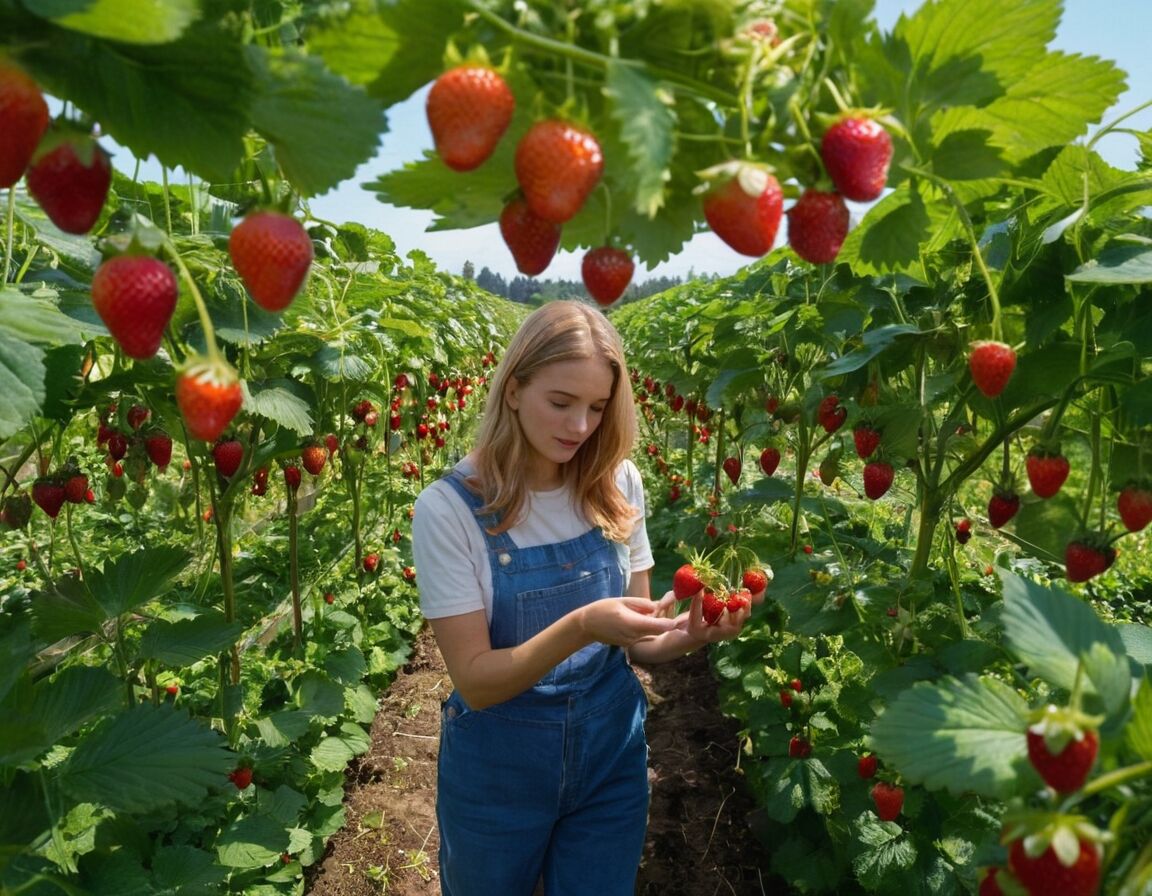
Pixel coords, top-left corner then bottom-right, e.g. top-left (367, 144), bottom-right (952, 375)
top-left (412, 459), bottom-right (654, 621)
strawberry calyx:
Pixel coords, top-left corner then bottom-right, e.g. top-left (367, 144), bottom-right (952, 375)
top-left (1001, 811), bottom-right (1108, 869)
top-left (695, 159), bottom-right (777, 198)
top-left (1025, 704), bottom-right (1102, 757)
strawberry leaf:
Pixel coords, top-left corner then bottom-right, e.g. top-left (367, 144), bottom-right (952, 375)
top-left (604, 61), bottom-right (676, 219)
top-left (137, 613), bottom-right (246, 667)
top-left (216, 815), bottom-right (292, 870)
top-left (0, 330), bottom-right (46, 440)
top-left (25, 0), bottom-right (198, 44)
top-left (851, 814), bottom-right (918, 889)
top-left (243, 381), bottom-right (315, 435)
top-left (1127, 678), bottom-right (1152, 762)
top-left (1068, 243), bottom-right (1152, 285)
top-left (87, 546), bottom-right (190, 619)
top-left (311, 721), bottom-right (372, 772)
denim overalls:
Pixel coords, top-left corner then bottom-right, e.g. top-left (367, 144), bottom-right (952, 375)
top-left (436, 471), bottom-right (649, 895)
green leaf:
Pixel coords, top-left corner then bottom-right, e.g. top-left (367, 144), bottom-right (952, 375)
top-left (31, 575), bottom-right (109, 641)
top-left (294, 671), bottom-right (345, 719)
top-left (25, 0), bottom-right (198, 44)
top-left (1068, 244), bottom-right (1152, 284)
top-left (852, 814), bottom-right (918, 889)
top-left (0, 288), bottom-right (95, 345)
top-left (819, 324), bottom-right (923, 377)
top-left (151, 845), bottom-right (228, 895)
top-left (868, 674), bottom-right (1029, 799)
top-left (244, 381), bottom-right (314, 435)
top-left (58, 704), bottom-right (233, 813)
top-left (0, 330), bottom-right (46, 440)
top-left (842, 186), bottom-right (937, 276)
top-left (928, 122), bottom-right (1007, 180)
top-left (1119, 378), bottom-right (1152, 427)
top-left (761, 757), bottom-right (838, 823)
top-left (138, 613), bottom-right (245, 667)
top-left (605, 61), bottom-right (676, 219)
top-left (0, 619), bottom-right (34, 706)
top-left (87, 546), bottom-right (190, 619)
top-left (310, 722), bottom-right (371, 772)
top-left (1127, 677), bottom-right (1152, 762)
top-left (216, 815), bottom-right (288, 870)
top-left (312, 346), bottom-right (374, 382)
top-left (1118, 623), bottom-right (1152, 668)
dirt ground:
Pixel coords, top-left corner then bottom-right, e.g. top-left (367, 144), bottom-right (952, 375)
top-left (303, 625), bottom-right (778, 896)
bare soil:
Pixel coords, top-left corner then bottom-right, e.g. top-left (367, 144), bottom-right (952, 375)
top-left (304, 625), bottom-right (779, 895)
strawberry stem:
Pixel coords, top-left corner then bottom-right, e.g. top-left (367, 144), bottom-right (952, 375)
top-left (3, 187), bottom-right (15, 284)
top-left (162, 238), bottom-right (223, 364)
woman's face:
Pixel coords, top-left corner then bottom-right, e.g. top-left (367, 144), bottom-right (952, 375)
top-left (505, 356), bottom-right (615, 490)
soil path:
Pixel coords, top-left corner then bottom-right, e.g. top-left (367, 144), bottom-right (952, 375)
top-left (304, 625), bottom-right (777, 895)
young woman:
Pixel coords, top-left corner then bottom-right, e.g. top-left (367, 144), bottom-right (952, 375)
top-left (411, 300), bottom-right (758, 895)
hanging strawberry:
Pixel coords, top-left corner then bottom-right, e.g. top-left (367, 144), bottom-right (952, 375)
top-left (228, 210), bottom-right (314, 312)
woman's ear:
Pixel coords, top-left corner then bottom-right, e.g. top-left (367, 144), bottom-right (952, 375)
top-left (504, 377), bottom-right (521, 411)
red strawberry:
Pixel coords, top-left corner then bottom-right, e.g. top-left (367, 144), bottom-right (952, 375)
top-left (32, 476), bottom-right (67, 518)
top-left (870, 781), bottom-right (904, 821)
top-left (1065, 536), bottom-right (1117, 583)
top-left (1117, 482), bottom-right (1152, 532)
top-left (212, 439), bottom-right (244, 478)
top-left (702, 590), bottom-right (726, 624)
top-left (63, 471), bottom-right (89, 504)
top-left (144, 430), bottom-right (173, 468)
top-left (106, 431), bottom-right (128, 461)
top-left (978, 867), bottom-right (1005, 896)
top-left (701, 163), bottom-right (783, 257)
top-left (987, 489), bottom-right (1020, 529)
top-left (955, 518), bottom-right (972, 545)
top-left (863, 460), bottom-right (895, 500)
top-left (126, 404), bottom-right (150, 430)
top-left (0, 59), bottom-right (50, 187)
top-left (725, 588), bottom-right (751, 613)
top-left (742, 568), bottom-right (769, 595)
top-left (787, 189), bottom-right (850, 264)
top-left (425, 65), bottom-right (514, 172)
top-left (514, 119), bottom-right (603, 223)
top-left (759, 446), bottom-right (781, 476)
top-left (820, 116), bottom-right (893, 202)
top-left (857, 754), bottom-right (878, 779)
top-left (283, 464), bottom-right (301, 490)
top-left (499, 195), bottom-right (561, 275)
top-left (852, 424), bottom-right (881, 459)
top-left (363, 553), bottom-right (380, 573)
top-left (301, 442), bottom-right (327, 476)
top-left (779, 688), bottom-right (793, 708)
top-left (672, 563), bottom-right (705, 599)
top-left (91, 255), bottom-right (179, 360)
top-left (1026, 448), bottom-right (1070, 499)
top-left (25, 129), bottom-right (112, 234)
top-left (788, 735), bottom-right (812, 759)
top-left (816, 394), bottom-right (846, 433)
top-left (229, 211), bottom-right (314, 312)
top-left (324, 592), bottom-right (335, 605)
top-left (176, 356), bottom-right (244, 442)
top-left (968, 341), bottom-right (1017, 398)
top-left (1026, 725), bottom-right (1098, 793)
top-left (228, 766), bottom-right (253, 790)
top-left (1008, 834), bottom-right (1101, 896)
top-left (581, 246), bottom-right (634, 306)
top-left (722, 455), bottom-right (741, 485)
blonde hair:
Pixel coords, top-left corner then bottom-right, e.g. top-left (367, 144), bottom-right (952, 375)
top-left (468, 300), bottom-right (638, 541)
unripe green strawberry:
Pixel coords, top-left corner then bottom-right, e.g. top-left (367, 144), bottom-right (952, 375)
top-left (92, 255), bottom-right (178, 360)
top-left (426, 65), bottom-right (514, 172)
top-left (229, 211), bottom-right (313, 312)
top-left (787, 189), bottom-right (850, 264)
top-left (499, 195), bottom-right (561, 276)
top-left (701, 163), bottom-right (783, 257)
top-left (581, 246), bottom-right (634, 306)
top-left (0, 58), bottom-right (50, 187)
top-left (820, 116), bottom-right (893, 202)
top-left (25, 128), bottom-right (112, 234)
top-left (514, 119), bottom-right (603, 223)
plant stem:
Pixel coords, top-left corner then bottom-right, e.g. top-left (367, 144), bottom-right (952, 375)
top-left (288, 485), bottom-right (301, 651)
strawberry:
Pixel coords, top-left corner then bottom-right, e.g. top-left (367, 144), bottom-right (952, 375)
top-left (32, 475), bottom-right (67, 518)
top-left (725, 588), bottom-right (751, 613)
top-left (788, 735), bottom-right (812, 759)
top-left (228, 766), bottom-right (253, 790)
top-left (363, 553), bottom-right (380, 573)
top-left (514, 119), bottom-right (603, 223)
top-left (857, 754), bottom-right (878, 779)
top-left (701, 590), bottom-right (726, 624)
top-left (1026, 447), bottom-right (1070, 499)
top-left (790, 678), bottom-right (803, 692)
top-left (722, 455), bottom-right (741, 485)
top-left (212, 438), bottom-right (244, 478)
top-left (968, 341), bottom-right (1017, 398)
top-left (787, 189), bottom-right (850, 264)
top-left (1, 493), bottom-right (32, 529)
top-left (701, 163), bottom-right (783, 257)
top-left (144, 430), bottom-right (173, 468)
top-left (672, 563), bottom-right (705, 599)
top-left (229, 210), bottom-right (314, 312)
top-left (499, 195), bottom-right (561, 275)
top-left (63, 470), bottom-right (89, 504)
top-left (816, 394), bottom-right (846, 433)
top-left (852, 424), bottom-right (881, 459)
top-left (126, 404), bottom-right (150, 430)
top-left (977, 867), bottom-right (1006, 896)
top-left (425, 65), bottom-right (514, 172)
top-left (1026, 709), bottom-right (1098, 793)
top-left (779, 689), bottom-right (793, 708)
top-left (870, 781), bottom-right (904, 821)
top-left (1064, 535), bottom-right (1116, 583)
top-left (818, 452), bottom-right (841, 486)
top-left (25, 129), bottom-right (112, 234)
top-left (863, 460), bottom-right (894, 500)
top-left (742, 568), bottom-right (769, 595)
top-left (106, 431), bottom-right (128, 461)
top-left (301, 441), bottom-right (327, 476)
top-left (351, 399), bottom-right (375, 421)
top-left (955, 518), bottom-right (972, 545)
top-left (581, 246), bottom-right (634, 306)
top-left (1116, 482), bottom-right (1152, 532)
top-left (324, 592), bottom-right (335, 605)
top-left (91, 254), bottom-right (179, 360)
top-left (987, 489), bottom-right (1020, 529)
top-left (759, 446), bottom-right (781, 476)
top-left (820, 116), bottom-right (893, 202)
top-left (176, 355), bottom-right (244, 442)
top-left (1008, 832), bottom-right (1101, 896)
top-left (283, 464), bottom-right (301, 490)
top-left (0, 59), bottom-right (50, 187)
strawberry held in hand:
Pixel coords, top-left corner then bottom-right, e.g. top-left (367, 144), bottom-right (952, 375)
top-left (499, 196), bottom-right (561, 276)
top-left (968, 340), bottom-right (1017, 398)
top-left (25, 128), bottom-right (112, 234)
top-left (581, 246), bottom-right (634, 306)
top-left (820, 116), bottom-right (893, 202)
top-left (701, 162), bottom-right (783, 257)
top-left (425, 65), bottom-right (514, 172)
top-left (91, 254), bottom-right (178, 360)
top-left (176, 355), bottom-right (243, 442)
top-left (672, 563), bottom-right (705, 599)
top-left (787, 189), bottom-right (849, 264)
top-left (1025, 705), bottom-right (1099, 794)
top-left (514, 119), bottom-right (603, 223)
top-left (229, 210), bottom-right (313, 312)
top-left (0, 58), bottom-right (50, 187)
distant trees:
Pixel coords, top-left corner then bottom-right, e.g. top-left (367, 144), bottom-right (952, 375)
top-left (463, 262), bottom-right (707, 306)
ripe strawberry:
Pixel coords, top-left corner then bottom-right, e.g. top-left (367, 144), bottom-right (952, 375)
top-left (25, 129), bottom-right (112, 234)
top-left (790, 678), bottom-right (803, 692)
top-left (0, 59), bottom-right (50, 187)
top-left (301, 442), bottom-right (327, 475)
top-left (514, 119), bottom-right (603, 223)
top-left (176, 356), bottom-right (243, 442)
top-left (1008, 834), bottom-right (1100, 896)
top-left (363, 553), bottom-right (380, 573)
top-left (126, 404), bottom-right (150, 430)
top-left (788, 735), bottom-right (812, 759)
top-left (582, 246), bottom-right (634, 306)
top-left (283, 464), bottom-right (301, 490)
top-left (144, 430), bottom-right (173, 468)
top-left (91, 254), bottom-right (179, 360)
top-left (499, 195), bottom-right (561, 275)
top-left (820, 116), bottom-right (893, 202)
top-left (863, 460), bottom-right (895, 500)
top-left (857, 754), bottom-right (878, 779)
top-left (1026, 447), bottom-right (1070, 499)
top-left (1065, 536), bottom-right (1117, 583)
top-left (987, 489), bottom-right (1020, 529)
top-left (725, 588), bottom-right (751, 613)
top-left (63, 470), bottom-right (89, 504)
top-left (852, 424), bottom-right (881, 459)
top-left (816, 394), bottom-right (846, 433)
top-left (742, 568), bottom-right (769, 595)
top-left (1026, 725), bottom-right (1098, 793)
top-left (701, 590), bottom-right (726, 625)
top-left (229, 211), bottom-right (314, 312)
top-left (701, 163), bottom-right (783, 257)
top-left (955, 518), bottom-right (972, 545)
top-left (978, 867), bottom-right (1006, 896)
top-left (324, 592), bottom-right (335, 605)
top-left (968, 341), bottom-right (1017, 398)
top-left (1117, 482), bottom-right (1152, 532)
top-left (228, 767), bottom-right (253, 790)
top-left (32, 476), bottom-right (67, 518)
top-left (870, 781), bottom-right (904, 821)
top-left (779, 688), bottom-right (793, 708)
top-left (425, 65), bottom-right (514, 172)
top-left (106, 431), bottom-right (128, 461)
top-left (212, 438), bottom-right (244, 478)
top-left (787, 189), bottom-right (850, 264)
top-left (722, 455), bottom-right (741, 485)
top-left (759, 446), bottom-right (781, 476)
top-left (672, 563), bottom-right (705, 599)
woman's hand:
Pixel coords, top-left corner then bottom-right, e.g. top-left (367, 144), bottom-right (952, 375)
top-left (672, 584), bottom-right (761, 646)
top-left (579, 597), bottom-right (679, 647)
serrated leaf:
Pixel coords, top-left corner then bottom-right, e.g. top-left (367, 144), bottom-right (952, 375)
top-left (26, 0), bottom-right (198, 44)
top-left (310, 722), bottom-right (371, 772)
top-left (31, 575), bottom-right (109, 641)
top-left (32, 666), bottom-right (122, 747)
top-left (0, 288), bottom-right (95, 345)
top-left (1118, 623), bottom-right (1152, 667)
top-left (0, 619), bottom-right (34, 706)
top-left (216, 815), bottom-right (288, 870)
top-left (929, 124), bottom-right (1007, 180)
top-left (0, 330), bottom-right (46, 440)
top-left (605, 61), bottom-right (676, 218)
top-left (868, 674), bottom-right (1029, 799)
top-left (313, 346), bottom-right (374, 382)
top-left (294, 671), bottom-right (345, 718)
top-left (852, 818), bottom-right (917, 889)
top-left (59, 704), bottom-right (233, 813)
top-left (1127, 678), bottom-right (1152, 761)
top-left (152, 845), bottom-right (228, 895)
top-left (254, 709), bottom-right (314, 749)
top-left (818, 324), bottom-right (923, 377)
top-left (1068, 245), bottom-right (1152, 284)
top-left (87, 546), bottom-right (190, 619)
top-left (841, 186), bottom-right (936, 276)
top-left (138, 613), bottom-right (245, 667)
top-left (244, 381), bottom-right (314, 435)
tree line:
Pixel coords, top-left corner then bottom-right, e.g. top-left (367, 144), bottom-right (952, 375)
top-left (461, 261), bottom-right (717, 306)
